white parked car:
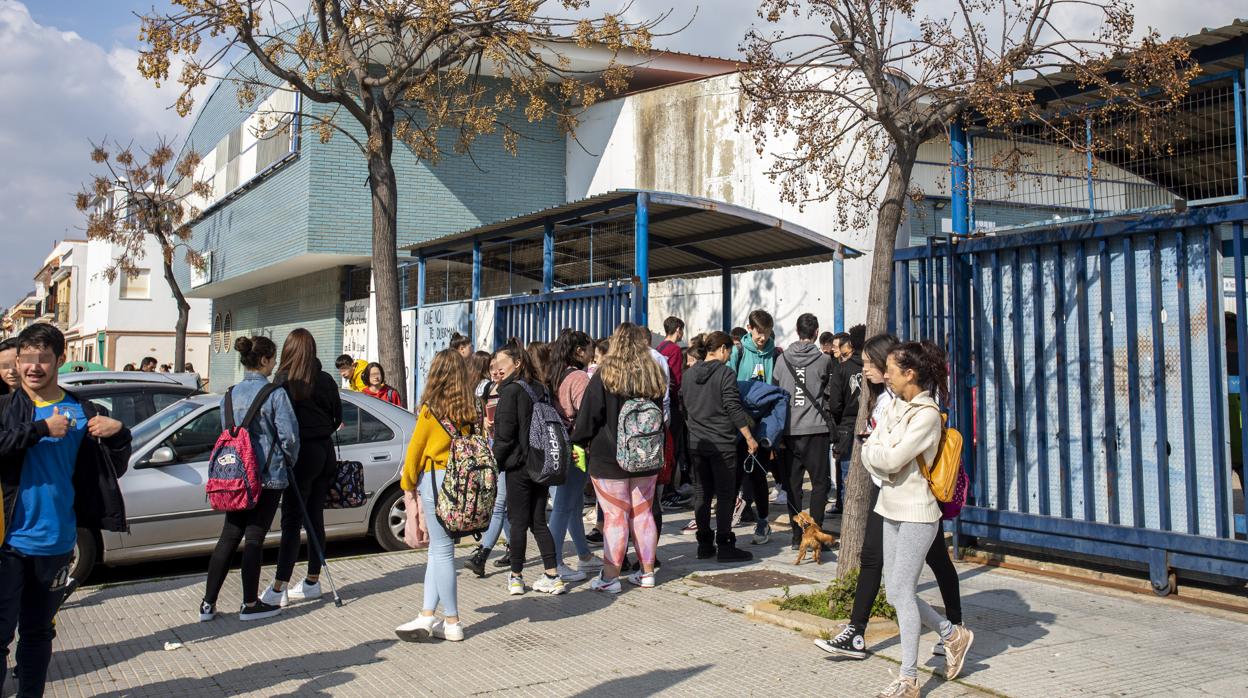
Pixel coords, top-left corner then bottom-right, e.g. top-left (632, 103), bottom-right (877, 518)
top-left (70, 390), bottom-right (415, 581)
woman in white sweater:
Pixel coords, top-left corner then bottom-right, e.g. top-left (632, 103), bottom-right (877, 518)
top-left (860, 341), bottom-right (974, 698)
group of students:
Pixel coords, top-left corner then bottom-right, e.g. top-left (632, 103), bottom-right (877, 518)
top-left (0, 309), bottom-right (969, 697)
top-left (392, 310), bottom-right (972, 697)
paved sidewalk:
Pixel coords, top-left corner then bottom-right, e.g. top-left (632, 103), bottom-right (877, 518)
top-left (32, 508), bottom-right (1248, 697)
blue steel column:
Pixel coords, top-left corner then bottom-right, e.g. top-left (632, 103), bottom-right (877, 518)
top-left (634, 192), bottom-right (650, 327)
top-left (1235, 70), bottom-right (1245, 198)
top-left (949, 122), bottom-right (973, 553)
top-left (1086, 118), bottom-right (1096, 214)
top-left (542, 219), bottom-right (554, 293)
top-left (833, 254), bottom-right (845, 332)
top-left (414, 253), bottom-right (426, 392)
top-left (472, 239), bottom-right (481, 346)
top-left (721, 267), bottom-right (733, 332)
top-left (950, 123), bottom-right (970, 237)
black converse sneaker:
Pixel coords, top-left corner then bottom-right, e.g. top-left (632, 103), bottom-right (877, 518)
top-left (198, 600), bottom-right (217, 623)
top-left (239, 600), bottom-right (282, 622)
top-left (814, 624), bottom-right (868, 659)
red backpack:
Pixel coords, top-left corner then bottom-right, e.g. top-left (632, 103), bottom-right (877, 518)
top-left (206, 384), bottom-right (279, 512)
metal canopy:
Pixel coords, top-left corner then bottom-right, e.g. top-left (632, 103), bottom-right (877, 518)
top-left (403, 188), bottom-right (861, 280)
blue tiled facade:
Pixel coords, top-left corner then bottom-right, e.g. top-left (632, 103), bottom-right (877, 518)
top-left (180, 63), bottom-right (567, 390)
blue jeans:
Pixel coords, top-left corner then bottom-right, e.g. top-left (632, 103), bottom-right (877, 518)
top-left (480, 471), bottom-right (508, 551)
top-left (548, 464), bottom-right (590, 561)
top-left (419, 471), bottom-right (457, 617)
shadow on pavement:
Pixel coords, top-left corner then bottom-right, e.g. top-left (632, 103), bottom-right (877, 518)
top-left (469, 591), bottom-right (616, 636)
top-left (87, 640), bottom-right (396, 698)
top-left (568, 664), bottom-right (711, 697)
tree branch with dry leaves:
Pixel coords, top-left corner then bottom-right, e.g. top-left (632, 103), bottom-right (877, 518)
top-left (136, 0), bottom-right (666, 403)
top-left (739, 0), bottom-right (1196, 583)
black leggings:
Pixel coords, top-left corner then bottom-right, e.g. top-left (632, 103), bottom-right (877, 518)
top-left (276, 437), bottom-right (335, 582)
top-left (692, 443), bottom-right (738, 535)
top-left (204, 489), bottom-right (283, 605)
top-left (506, 469), bottom-right (557, 574)
top-left (851, 485), bottom-right (962, 629)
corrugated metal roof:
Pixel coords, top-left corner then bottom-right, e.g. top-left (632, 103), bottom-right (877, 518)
top-left (1013, 19), bottom-right (1248, 105)
top-left (403, 189), bottom-right (860, 282)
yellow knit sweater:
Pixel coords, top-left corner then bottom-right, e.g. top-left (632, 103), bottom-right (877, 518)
top-left (400, 406), bottom-right (470, 491)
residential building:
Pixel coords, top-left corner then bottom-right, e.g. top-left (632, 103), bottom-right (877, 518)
top-left (32, 241), bottom-right (88, 359)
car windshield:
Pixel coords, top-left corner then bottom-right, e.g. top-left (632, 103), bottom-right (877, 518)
top-left (131, 400), bottom-right (202, 452)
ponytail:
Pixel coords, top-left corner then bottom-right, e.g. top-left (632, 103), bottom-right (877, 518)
top-left (888, 340), bottom-right (949, 405)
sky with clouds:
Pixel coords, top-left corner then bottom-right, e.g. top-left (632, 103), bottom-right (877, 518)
top-left (0, 0), bottom-right (1244, 304)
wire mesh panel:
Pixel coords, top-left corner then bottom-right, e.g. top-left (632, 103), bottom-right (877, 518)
top-left (967, 75), bottom-right (1244, 230)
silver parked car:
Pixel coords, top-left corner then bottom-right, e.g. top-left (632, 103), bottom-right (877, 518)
top-left (70, 390), bottom-right (415, 581)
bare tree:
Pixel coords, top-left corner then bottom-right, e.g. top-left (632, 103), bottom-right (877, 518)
top-left (739, 0), bottom-right (1195, 580)
top-left (136, 1), bottom-right (662, 403)
top-left (76, 138), bottom-right (210, 372)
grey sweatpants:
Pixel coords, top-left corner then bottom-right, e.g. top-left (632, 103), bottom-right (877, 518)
top-left (882, 518), bottom-right (954, 678)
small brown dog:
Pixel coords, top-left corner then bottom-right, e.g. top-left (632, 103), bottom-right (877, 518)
top-left (793, 511), bottom-right (837, 565)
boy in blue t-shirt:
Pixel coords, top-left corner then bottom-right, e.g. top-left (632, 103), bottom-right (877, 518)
top-left (0, 323), bottom-right (128, 696)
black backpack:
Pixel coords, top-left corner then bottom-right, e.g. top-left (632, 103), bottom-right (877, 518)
top-left (518, 380), bottom-right (570, 486)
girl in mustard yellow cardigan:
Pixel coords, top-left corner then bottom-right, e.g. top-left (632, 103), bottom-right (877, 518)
top-left (394, 349), bottom-right (477, 643)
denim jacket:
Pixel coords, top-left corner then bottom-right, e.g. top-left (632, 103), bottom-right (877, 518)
top-left (220, 371), bottom-right (299, 489)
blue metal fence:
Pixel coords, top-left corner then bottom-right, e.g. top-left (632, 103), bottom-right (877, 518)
top-left (894, 203), bottom-right (1248, 592)
top-left (493, 281), bottom-right (634, 348)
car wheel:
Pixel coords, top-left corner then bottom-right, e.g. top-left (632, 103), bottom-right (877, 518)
top-left (372, 487), bottom-right (408, 552)
top-left (71, 528), bottom-right (98, 583)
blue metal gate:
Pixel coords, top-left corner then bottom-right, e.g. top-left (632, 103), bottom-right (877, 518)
top-left (493, 281), bottom-right (634, 347)
top-left (894, 203), bottom-right (1248, 591)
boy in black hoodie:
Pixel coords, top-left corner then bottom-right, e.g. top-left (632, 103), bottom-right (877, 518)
top-left (825, 324), bottom-right (865, 513)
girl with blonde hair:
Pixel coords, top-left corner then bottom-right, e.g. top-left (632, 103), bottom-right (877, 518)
top-left (571, 323), bottom-right (667, 592)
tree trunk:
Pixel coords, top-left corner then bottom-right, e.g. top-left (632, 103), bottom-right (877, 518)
top-left (835, 142), bottom-right (919, 581)
top-left (160, 241), bottom-right (191, 374)
top-left (367, 106), bottom-right (407, 405)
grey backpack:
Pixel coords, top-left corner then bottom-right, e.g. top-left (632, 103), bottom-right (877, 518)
top-left (616, 397), bottom-right (664, 473)
top-left (518, 381), bottom-right (570, 486)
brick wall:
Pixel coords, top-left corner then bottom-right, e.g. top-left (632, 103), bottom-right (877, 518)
top-left (207, 267), bottom-right (344, 389)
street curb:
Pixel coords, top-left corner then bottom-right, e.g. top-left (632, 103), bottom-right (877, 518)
top-left (744, 599), bottom-right (899, 643)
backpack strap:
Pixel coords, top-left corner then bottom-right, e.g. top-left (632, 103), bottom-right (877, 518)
top-left (223, 388), bottom-right (237, 431)
top-left (239, 383), bottom-right (280, 431)
top-left (518, 379), bottom-right (543, 404)
top-left (783, 358), bottom-right (834, 426)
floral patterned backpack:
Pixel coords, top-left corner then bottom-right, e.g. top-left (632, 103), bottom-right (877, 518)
top-left (433, 416), bottom-right (499, 536)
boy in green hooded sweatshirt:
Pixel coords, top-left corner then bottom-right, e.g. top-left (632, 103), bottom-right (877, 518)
top-left (729, 310), bottom-right (778, 382)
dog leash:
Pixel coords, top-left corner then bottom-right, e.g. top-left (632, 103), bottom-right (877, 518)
top-left (743, 451), bottom-right (812, 519)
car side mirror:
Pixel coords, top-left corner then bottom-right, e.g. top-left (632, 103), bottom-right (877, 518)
top-left (147, 446), bottom-right (176, 466)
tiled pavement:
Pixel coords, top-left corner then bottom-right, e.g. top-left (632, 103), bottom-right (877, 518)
top-left (33, 508), bottom-right (1248, 697)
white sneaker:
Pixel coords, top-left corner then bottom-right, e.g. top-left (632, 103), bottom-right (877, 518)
top-left (395, 614), bottom-right (437, 642)
top-left (556, 563), bottom-right (587, 582)
top-left (508, 575), bottom-right (526, 596)
top-left (532, 575), bottom-right (569, 595)
top-left (286, 579), bottom-right (322, 602)
top-left (771, 489), bottom-right (787, 507)
top-left (589, 574), bottom-right (622, 594)
top-left (577, 554), bottom-right (603, 571)
top-left (680, 520), bottom-right (698, 534)
top-left (260, 584), bottom-right (287, 608)
top-left (433, 619), bottom-right (465, 642)
top-left (626, 570), bottom-right (656, 588)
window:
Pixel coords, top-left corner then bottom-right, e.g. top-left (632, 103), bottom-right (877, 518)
top-left (212, 314), bottom-right (222, 353)
top-left (336, 402), bottom-right (395, 446)
top-left (86, 393), bottom-right (142, 428)
top-left (152, 392), bottom-right (187, 415)
top-left (223, 312), bottom-right (232, 349)
top-left (161, 407), bottom-right (221, 463)
top-left (120, 270), bottom-right (151, 300)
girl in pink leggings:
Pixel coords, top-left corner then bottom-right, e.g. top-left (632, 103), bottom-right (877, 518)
top-left (570, 323), bottom-right (668, 592)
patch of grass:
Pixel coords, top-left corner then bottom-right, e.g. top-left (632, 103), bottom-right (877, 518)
top-left (777, 569), bottom-right (897, 621)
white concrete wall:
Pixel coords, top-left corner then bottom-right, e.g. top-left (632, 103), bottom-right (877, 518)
top-left (112, 333), bottom-right (211, 371)
top-left (566, 71), bottom-right (877, 332)
top-left (83, 238), bottom-right (211, 335)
